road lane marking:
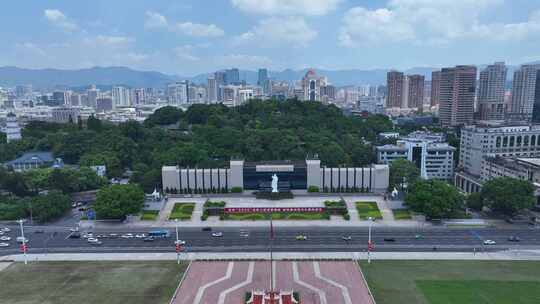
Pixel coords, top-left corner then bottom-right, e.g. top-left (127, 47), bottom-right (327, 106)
top-left (217, 262), bottom-right (254, 304)
top-left (313, 262), bottom-right (352, 304)
top-left (292, 261), bottom-right (327, 304)
top-left (193, 262), bottom-right (234, 304)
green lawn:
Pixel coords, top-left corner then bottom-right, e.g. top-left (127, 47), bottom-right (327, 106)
top-left (356, 201), bottom-right (383, 220)
top-left (169, 203), bottom-right (195, 220)
top-left (140, 210), bottom-right (159, 221)
top-left (224, 212), bottom-right (329, 221)
top-left (0, 261), bottom-right (187, 304)
top-left (360, 260), bottom-right (540, 304)
top-left (392, 208), bottom-right (412, 220)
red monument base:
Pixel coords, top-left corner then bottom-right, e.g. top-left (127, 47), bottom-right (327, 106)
top-left (245, 290), bottom-right (298, 304)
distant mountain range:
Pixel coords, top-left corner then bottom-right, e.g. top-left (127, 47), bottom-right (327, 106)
top-left (1, 62), bottom-right (538, 89)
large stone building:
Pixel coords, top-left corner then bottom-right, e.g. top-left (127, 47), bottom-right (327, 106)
top-left (162, 159), bottom-right (389, 193)
top-left (376, 132), bottom-right (455, 180)
top-left (301, 69), bottom-right (327, 102)
top-left (456, 124), bottom-right (540, 193)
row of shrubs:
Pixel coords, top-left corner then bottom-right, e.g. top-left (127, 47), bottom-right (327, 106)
top-left (324, 199), bottom-right (350, 220)
top-left (201, 200), bottom-right (227, 221)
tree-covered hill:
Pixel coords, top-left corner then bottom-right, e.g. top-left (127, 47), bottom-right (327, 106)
top-left (1, 99), bottom-right (393, 191)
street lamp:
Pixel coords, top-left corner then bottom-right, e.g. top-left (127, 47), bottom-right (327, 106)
top-left (175, 219), bottom-right (180, 264)
top-left (367, 217), bottom-right (374, 264)
top-left (17, 219), bottom-right (28, 265)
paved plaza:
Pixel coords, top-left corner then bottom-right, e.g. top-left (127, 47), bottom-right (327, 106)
top-left (171, 261), bottom-right (374, 304)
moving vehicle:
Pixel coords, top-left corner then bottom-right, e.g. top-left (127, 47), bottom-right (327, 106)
top-left (148, 230), bottom-right (170, 238)
top-left (87, 238), bottom-right (99, 243)
top-left (202, 227), bottom-right (212, 232)
top-left (483, 240), bottom-right (496, 245)
top-left (296, 234), bottom-right (307, 241)
top-left (69, 232), bottom-right (81, 239)
top-left (174, 240), bottom-right (186, 245)
top-left (89, 240), bottom-right (102, 245)
top-left (342, 235), bottom-right (352, 241)
top-left (143, 236), bottom-right (155, 242)
top-left (135, 234), bottom-right (146, 238)
top-left (240, 231), bottom-right (250, 238)
top-left (121, 233), bottom-right (134, 239)
top-left (212, 232), bottom-right (223, 237)
top-left (1, 228), bottom-right (11, 233)
top-left (16, 237), bottom-right (28, 243)
top-left (0, 236), bottom-right (11, 241)
top-left (384, 238), bottom-right (396, 242)
top-left (508, 236), bottom-right (521, 242)
top-left (0, 243), bottom-right (9, 247)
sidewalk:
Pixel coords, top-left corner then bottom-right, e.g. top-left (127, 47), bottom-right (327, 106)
top-left (3, 250), bottom-right (540, 262)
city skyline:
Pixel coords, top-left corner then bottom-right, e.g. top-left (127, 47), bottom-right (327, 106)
top-left (1, 0), bottom-right (540, 75)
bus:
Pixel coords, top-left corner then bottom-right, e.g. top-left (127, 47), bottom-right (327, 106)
top-left (148, 230), bottom-right (171, 238)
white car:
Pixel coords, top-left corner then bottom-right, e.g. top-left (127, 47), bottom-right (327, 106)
top-left (135, 234), bottom-right (146, 238)
top-left (0, 236), bottom-right (11, 241)
top-left (16, 237), bottom-right (28, 243)
top-left (212, 232), bottom-right (223, 237)
top-left (0, 243), bottom-right (9, 247)
top-left (483, 240), bottom-right (497, 245)
top-left (82, 233), bottom-right (93, 239)
top-left (87, 238), bottom-right (99, 243)
top-left (1, 228), bottom-right (11, 233)
top-left (121, 233), bottom-right (134, 239)
top-left (174, 240), bottom-right (186, 245)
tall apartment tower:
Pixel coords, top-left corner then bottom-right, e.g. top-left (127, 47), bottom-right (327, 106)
top-left (112, 86), bottom-right (131, 107)
top-left (532, 71), bottom-right (540, 123)
top-left (301, 69), bottom-right (327, 102)
top-left (225, 68), bottom-right (240, 85)
top-left (431, 71), bottom-right (441, 107)
top-left (257, 68), bottom-right (269, 95)
top-left (509, 64), bottom-right (540, 122)
top-left (87, 85), bottom-right (99, 108)
top-left (214, 71), bottom-right (226, 102)
top-left (439, 65), bottom-right (477, 128)
top-left (407, 74), bottom-right (425, 111)
top-left (477, 62), bottom-right (507, 122)
top-left (386, 71), bottom-right (405, 108)
top-left (207, 76), bottom-right (217, 103)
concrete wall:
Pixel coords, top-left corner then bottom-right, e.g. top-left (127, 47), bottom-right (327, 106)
top-left (162, 166), bottom-right (230, 192)
top-left (318, 165), bottom-right (389, 193)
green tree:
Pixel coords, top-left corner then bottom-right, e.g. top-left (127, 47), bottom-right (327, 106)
top-left (466, 192), bottom-right (484, 211)
top-left (144, 106), bottom-right (183, 126)
top-left (94, 184), bottom-right (144, 219)
top-left (405, 179), bottom-right (464, 219)
top-left (87, 115), bottom-right (102, 132)
top-left (481, 177), bottom-right (535, 216)
top-left (389, 159), bottom-right (420, 191)
top-left (80, 152), bottom-right (123, 178)
top-left (30, 191), bottom-right (71, 223)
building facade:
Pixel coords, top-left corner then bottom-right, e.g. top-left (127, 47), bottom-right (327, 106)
top-left (386, 71), bottom-right (405, 108)
top-left (376, 132), bottom-right (455, 180)
top-left (477, 62), bottom-right (507, 122)
top-left (430, 71), bottom-right (441, 107)
top-left (162, 159), bottom-right (389, 193)
top-left (2, 113), bottom-right (22, 143)
top-left (439, 65), bottom-right (477, 127)
top-left (407, 74), bottom-right (425, 110)
top-left (509, 64), bottom-right (540, 122)
top-left (301, 69), bottom-right (327, 102)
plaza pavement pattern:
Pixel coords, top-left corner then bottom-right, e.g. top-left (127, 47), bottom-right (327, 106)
top-left (171, 260), bottom-right (374, 304)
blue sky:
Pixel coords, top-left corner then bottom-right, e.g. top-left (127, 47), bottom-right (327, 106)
top-left (1, 0), bottom-right (539, 76)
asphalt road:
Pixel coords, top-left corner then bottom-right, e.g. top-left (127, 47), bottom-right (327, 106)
top-left (2, 225), bottom-right (540, 256)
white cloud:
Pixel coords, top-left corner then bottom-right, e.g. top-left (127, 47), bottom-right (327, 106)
top-left (15, 43), bottom-right (46, 56)
top-left (83, 35), bottom-right (135, 48)
top-left (144, 11), bottom-right (168, 29)
top-left (44, 9), bottom-right (79, 32)
top-left (173, 22), bottom-right (225, 37)
top-left (231, 0), bottom-right (341, 16)
top-left (339, 0), bottom-right (540, 47)
top-left (234, 17), bottom-right (317, 47)
top-left (125, 52), bottom-right (149, 62)
top-left (174, 45), bottom-right (200, 61)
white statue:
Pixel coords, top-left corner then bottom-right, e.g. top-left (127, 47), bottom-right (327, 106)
top-left (271, 174), bottom-right (279, 193)
top-left (391, 187), bottom-right (399, 198)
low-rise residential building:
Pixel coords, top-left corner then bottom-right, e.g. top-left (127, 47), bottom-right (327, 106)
top-left (376, 131), bottom-right (455, 180)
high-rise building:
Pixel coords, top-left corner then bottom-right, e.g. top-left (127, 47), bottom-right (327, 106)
top-left (214, 71), bottom-right (226, 102)
top-left (509, 64), bottom-right (540, 122)
top-left (386, 71), bottom-right (405, 108)
top-left (167, 81), bottom-right (189, 105)
top-left (132, 88), bottom-right (146, 105)
top-left (52, 91), bottom-right (70, 106)
top-left (225, 68), bottom-right (240, 85)
top-left (207, 76), bottom-right (218, 103)
top-left (87, 85), bottom-right (99, 108)
top-left (477, 62), bottom-right (507, 122)
top-left (439, 65), bottom-right (477, 127)
top-left (2, 113), bottom-right (22, 143)
top-left (407, 75), bottom-right (425, 110)
top-left (431, 71), bottom-right (441, 107)
top-left (15, 85), bottom-right (32, 98)
top-left (301, 69), bottom-right (327, 102)
top-left (532, 71), bottom-right (540, 123)
top-left (257, 69), bottom-right (270, 95)
top-left (112, 86), bottom-right (131, 107)
top-left (369, 86), bottom-right (378, 97)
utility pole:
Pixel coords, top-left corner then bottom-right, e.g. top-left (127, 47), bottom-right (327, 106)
top-left (368, 217), bottom-right (374, 264)
top-left (18, 219), bottom-right (28, 265)
top-left (175, 219), bottom-right (180, 264)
